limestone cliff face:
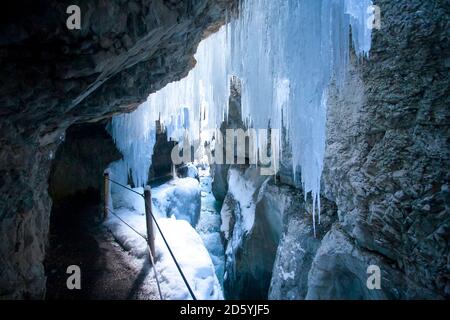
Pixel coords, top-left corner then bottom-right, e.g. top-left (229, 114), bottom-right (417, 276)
top-left (270, 0), bottom-right (449, 299)
top-left (318, 0), bottom-right (449, 298)
top-left (219, 0), bottom-right (448, 300)
top-left (0, 0), bottom-right (236, 299)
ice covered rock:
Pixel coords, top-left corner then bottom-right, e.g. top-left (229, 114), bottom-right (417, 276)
top-left (152, 178), bottom-right (201, 227)
top-left (177, 163), bottom-right (199, 180)
top-left (221, 167), bottom-right (284, 299)
top-left (269, 193), bottom-right (337, 300)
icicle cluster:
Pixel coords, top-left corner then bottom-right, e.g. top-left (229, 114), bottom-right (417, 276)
top-left (109, 29), bottom-right (229, 187)
top-left (226, 0), bottom-right (372, 234)
top-left (109, 0), bottom-right (373, 234)
top-left (109, 105), bottom-right (157, 187)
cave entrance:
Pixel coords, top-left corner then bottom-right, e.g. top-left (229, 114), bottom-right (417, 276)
top-left (45, 121), bottom-right (127, 299)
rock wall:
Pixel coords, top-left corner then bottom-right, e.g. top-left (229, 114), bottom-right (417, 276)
top-left (0, 132), bottom-right (55, 299)
top-left (270, 0), bottom-right (449, 299)
top-left (319, 0), bottom-right (449, 299)
top-left (0, 0), bottom-right (236, 299)
top-left (269, 195), bottom-right (337, 300)
top-left (148, 121), bottom-right (177, 181)
top-left (211, 77), bottom-right (245, 201)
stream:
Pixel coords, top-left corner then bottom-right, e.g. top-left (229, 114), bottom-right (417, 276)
top-left (195, 166), bottom-right (225, 288)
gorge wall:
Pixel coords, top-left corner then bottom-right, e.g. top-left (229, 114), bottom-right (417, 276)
top-left (0, 0), bottom-right (236, 299)
top-left (0, 0), bottom-right (448, 300)
top-left (218, 0), bottom-right (449, 299)
top-left (314, 0), bottom-right (449, 298)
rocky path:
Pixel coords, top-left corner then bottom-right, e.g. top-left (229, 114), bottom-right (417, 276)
top-left (45, 205), bottom-right (158, 300)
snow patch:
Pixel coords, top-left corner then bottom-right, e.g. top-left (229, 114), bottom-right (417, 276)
top-left (106, 182), bottom-right (223, 300)
top-left (156, 217), bottom-right (223, 300)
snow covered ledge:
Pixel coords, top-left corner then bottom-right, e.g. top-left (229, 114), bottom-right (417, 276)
top-left (106, 177), bottom-right (221, 300)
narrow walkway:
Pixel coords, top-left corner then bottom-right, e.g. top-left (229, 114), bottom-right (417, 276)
top-left (106, 177), bottom-right (223, 300)
top-left (45, 204), bottom-right (159, 300)
top-left (46, 170), bottom-right (223, 300)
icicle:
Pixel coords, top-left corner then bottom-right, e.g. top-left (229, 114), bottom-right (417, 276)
top-left (226, 0), bottom-right (373, 232)
top-left (109, 0), bottom-right (373, 233)
top-left (109, 27), bottom-right (230, 187)
top-left (172, 163), bottom-right (178, 180)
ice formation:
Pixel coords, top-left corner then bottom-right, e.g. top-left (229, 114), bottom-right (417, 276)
top-left (109, 0), bottom-right (373, 233)
top-left (152, 177), bottom-right (201, 227)
top-left (226, 0), bottom-right (373, 233)
top-left (109, 106), bottom-right (157, 188)
top-left (109, 28), bottom-right (229, 187)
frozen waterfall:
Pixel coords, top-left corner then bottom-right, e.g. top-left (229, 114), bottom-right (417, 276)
top-left (109, 0), bottom-right (373, 233)
top-left (108, 29), bottom-right (230, 187)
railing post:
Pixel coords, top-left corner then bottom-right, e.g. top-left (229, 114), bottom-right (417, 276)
top-left (103, 171), bottom-right (110, 220)
top-left (144, 186), bottom-right (156, 258)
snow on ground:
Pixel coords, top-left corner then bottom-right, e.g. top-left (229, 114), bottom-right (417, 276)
top-left (106, 177), bottom-right (223, 300)
top-left (155, 217), bottom-right (222, 300)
